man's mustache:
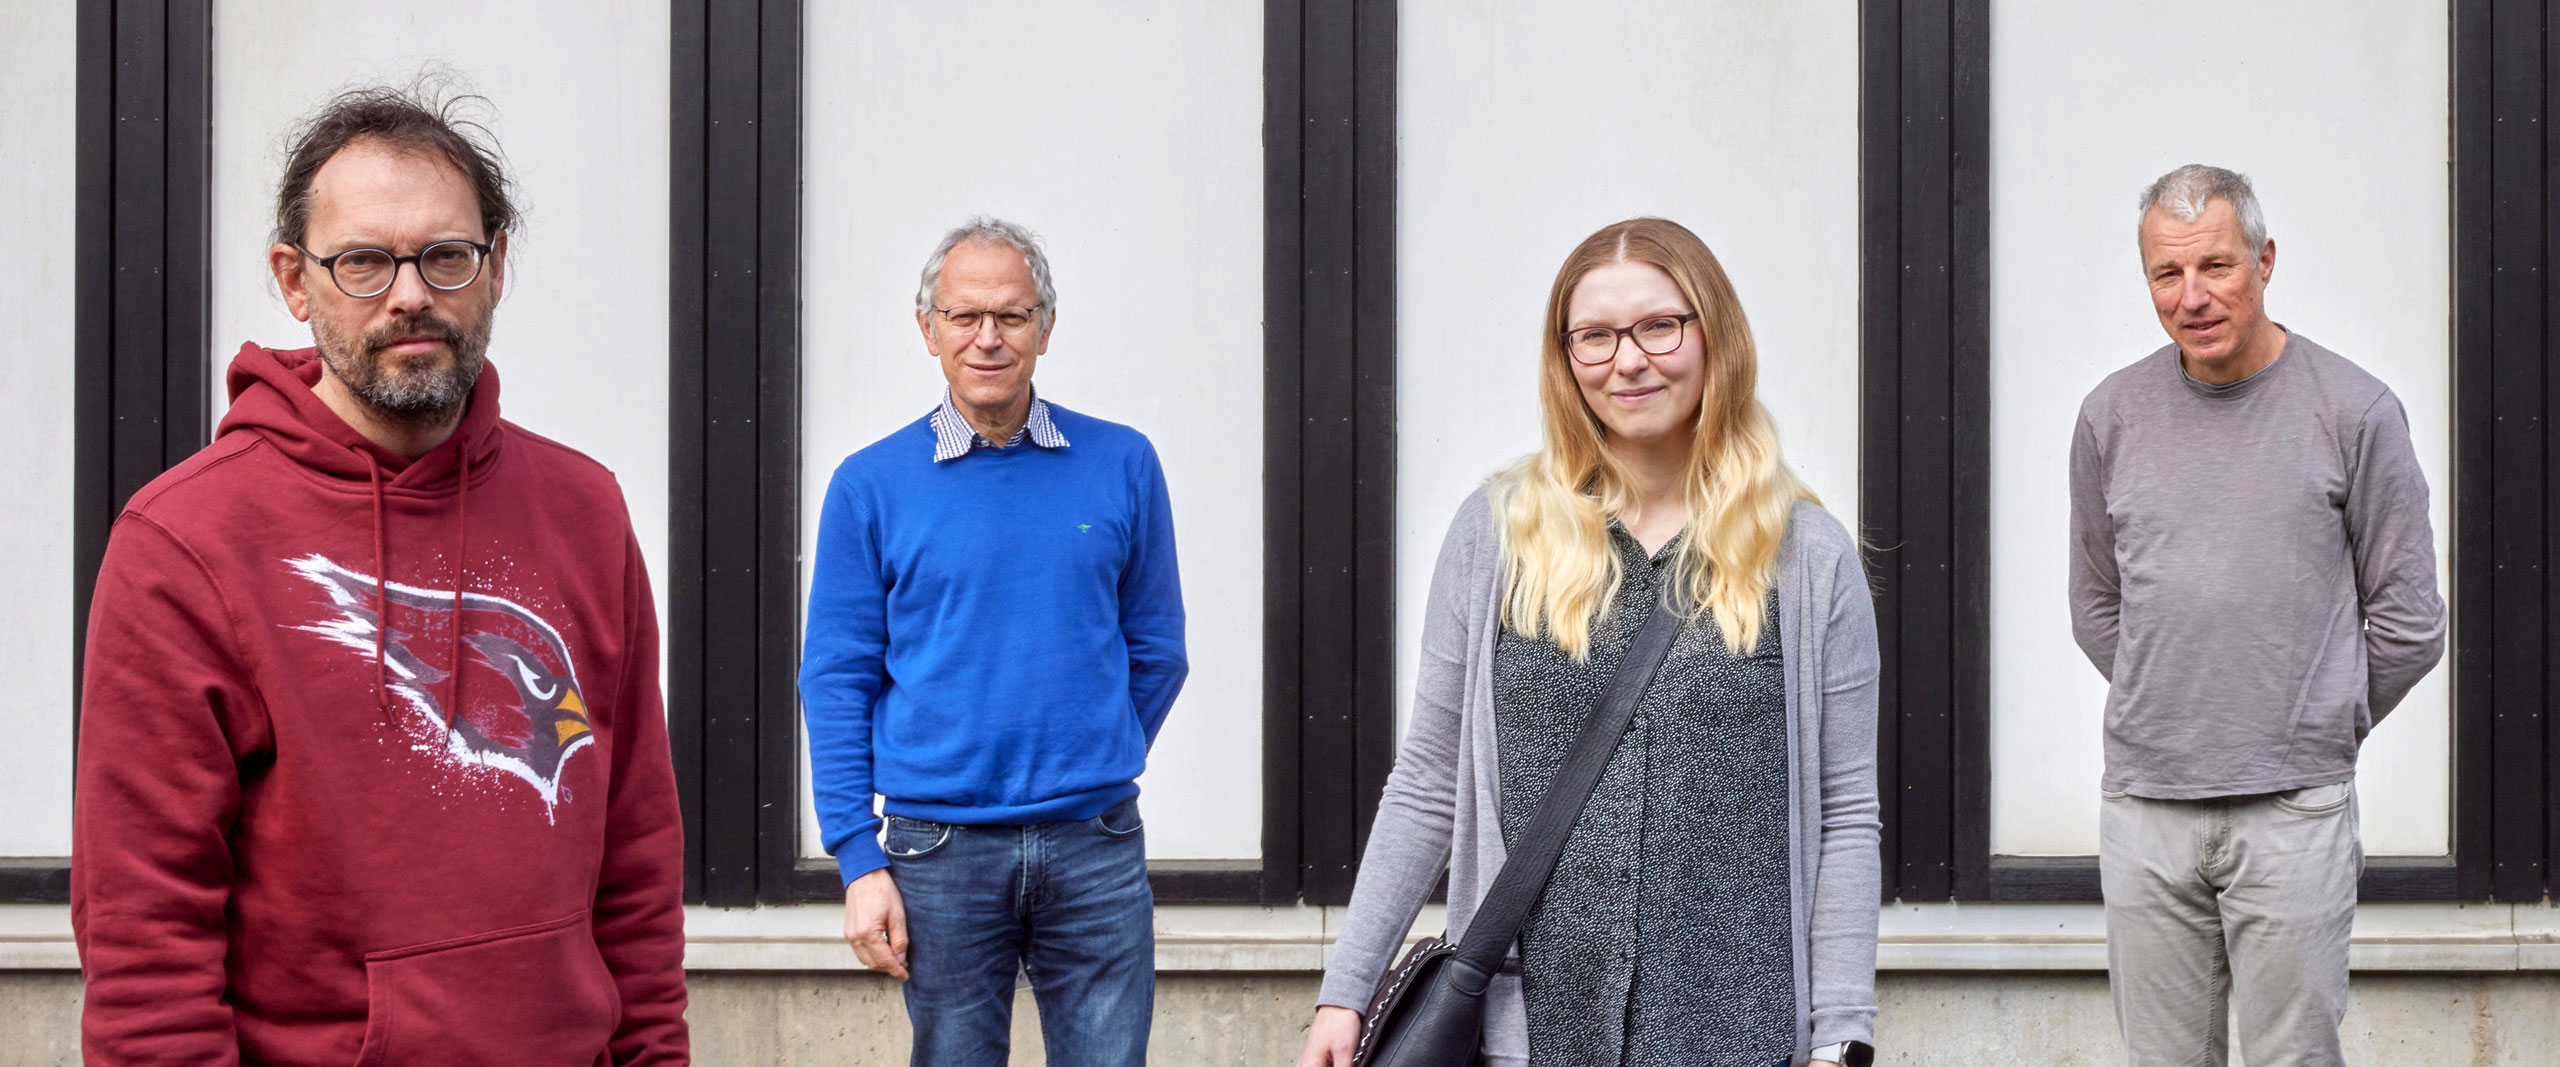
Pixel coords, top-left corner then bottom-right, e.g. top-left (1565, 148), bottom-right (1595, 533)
top-left (364, 315), bottom-right (464, 356)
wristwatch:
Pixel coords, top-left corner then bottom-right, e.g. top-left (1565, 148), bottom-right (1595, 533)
top-left (1809, 1040), bottom-right (1875, 1066)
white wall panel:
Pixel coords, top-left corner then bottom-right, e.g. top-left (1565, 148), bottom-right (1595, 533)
top-left (0, 0), bottom-right (80, 856)
top-left (1396, 4), bottom-right (1863, 729)
top-left (799, 2), bottom-right (1265, 860)
top-left (1989, 0), bottom-right (2451, 855)
top-left (209, 0), bottom-right (673, 662)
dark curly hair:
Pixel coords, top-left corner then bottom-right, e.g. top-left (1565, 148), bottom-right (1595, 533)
top-left (272, 72), bottom-right (518, 248)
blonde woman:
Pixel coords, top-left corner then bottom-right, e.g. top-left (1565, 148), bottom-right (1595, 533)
top-left (1296, 218), bottom-right (1880, 1067)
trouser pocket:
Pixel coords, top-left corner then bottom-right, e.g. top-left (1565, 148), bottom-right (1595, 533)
top-left (2270, 781), bottom-right (2353, 816)
top-left (1094, 796), bottom-right (1144, 838)
top-left (354, 911), bottom-right (619, 1067)
top-left (883, 815), bottom-right (956, 859)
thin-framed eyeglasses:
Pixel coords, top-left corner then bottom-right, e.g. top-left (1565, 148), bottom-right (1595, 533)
top-left (1563, 312), bottom-right (1699, 365)
top-left (295, 239), bottom-right (494, 300)
top-left (931, 304), bottom-right (1046, 338)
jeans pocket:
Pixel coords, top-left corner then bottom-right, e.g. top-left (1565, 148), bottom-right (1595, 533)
top-left (1095, 797), bottom-right (1144, 838)
top-left (884, 816), bottom-right (955, 859)
top-left (2099, 788), bottom-right (2130, 800)
top-left (2270, 781), bottom-right (2352, 816)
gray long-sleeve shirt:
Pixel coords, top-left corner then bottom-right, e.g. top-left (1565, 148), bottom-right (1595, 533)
top-left (2069, 330), bottom-right (2445, 799)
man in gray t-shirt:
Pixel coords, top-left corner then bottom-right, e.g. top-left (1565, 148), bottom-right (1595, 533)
top-left (2069, 164), bottom-right (2444, 1067)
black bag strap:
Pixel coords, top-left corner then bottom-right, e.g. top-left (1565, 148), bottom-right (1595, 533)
top-left (1449, 596), bottom-right (1684, 975)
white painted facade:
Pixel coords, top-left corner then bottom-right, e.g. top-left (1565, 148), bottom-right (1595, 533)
top-left (797, 0), bottom-right (1267, 862)
top-left (1985, 0), bottom-right (2453, 857)
top-left (0, 0), bottom-right (2493, 1006)
top-left (0, 0), bottom-right (80, 858)
top-left (1394, 2), bottom-right (1865, 733)
top-left (206, 0), bottom-right (675, 665)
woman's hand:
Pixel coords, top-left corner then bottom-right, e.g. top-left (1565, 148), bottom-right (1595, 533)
top-left (1295, 1005), bottom-right (1363, 1067)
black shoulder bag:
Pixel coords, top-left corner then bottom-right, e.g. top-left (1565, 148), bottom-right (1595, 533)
top-left (1350, 599), bottom-right (1684, 1067)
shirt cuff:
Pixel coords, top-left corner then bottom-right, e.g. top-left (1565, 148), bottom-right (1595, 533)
top-left (835, 835), bottom-right (889, 885)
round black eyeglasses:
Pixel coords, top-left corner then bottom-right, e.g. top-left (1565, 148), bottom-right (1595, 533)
top-left (1562, 312), bottom-right (1698, 365)
top-left (296, 239), bottom-right (493, 299)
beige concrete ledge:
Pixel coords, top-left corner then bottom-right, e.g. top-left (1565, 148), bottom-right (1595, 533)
top-left (0, 906), bottom-right (75, 971)
top-left (8, 901), bottom-right (2555, 975)
top-left (1877, 901), bottom-right (2560, 972)
top-left (12, 971), bottom-right (2559, 1066)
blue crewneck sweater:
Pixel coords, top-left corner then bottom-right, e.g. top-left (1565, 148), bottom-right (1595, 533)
top-left (799, 402), bottom-right (1188, 883)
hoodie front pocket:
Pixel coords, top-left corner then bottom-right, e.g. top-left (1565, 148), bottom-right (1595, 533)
top-left (353, 910), bottom-right (619, 1067)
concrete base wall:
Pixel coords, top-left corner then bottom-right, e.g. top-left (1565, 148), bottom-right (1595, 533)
top-left (2, 970), bottom-right (2552, 1065)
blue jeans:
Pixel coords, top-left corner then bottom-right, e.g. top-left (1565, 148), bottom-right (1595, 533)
top-left (883, 796), bottom-right (1154, 1067)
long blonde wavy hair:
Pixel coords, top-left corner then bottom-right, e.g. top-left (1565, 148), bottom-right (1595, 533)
top-left (1493, 217), bottom-right (1813, 659)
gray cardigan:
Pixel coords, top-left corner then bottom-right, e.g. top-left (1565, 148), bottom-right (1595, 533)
top-left (1315, 490), bottom-right (1882, 1065)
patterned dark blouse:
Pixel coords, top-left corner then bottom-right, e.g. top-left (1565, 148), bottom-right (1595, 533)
top-left (1493, 525), bottom-right (1794, 1067)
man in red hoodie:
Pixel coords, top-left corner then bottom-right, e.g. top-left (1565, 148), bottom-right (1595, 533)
top-left (71, 83), bottom-right (688, 1065)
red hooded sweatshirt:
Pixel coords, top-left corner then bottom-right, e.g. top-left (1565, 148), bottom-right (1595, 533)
top-left (72, 345), bottom-right (688, 1066)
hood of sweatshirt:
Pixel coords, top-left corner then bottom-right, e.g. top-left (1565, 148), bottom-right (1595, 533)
top-left (218, 342), bottom-right (506, 489)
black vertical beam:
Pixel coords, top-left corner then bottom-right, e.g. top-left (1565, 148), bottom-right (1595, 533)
top-left (1859, 0), bottom-right (1992, 903)
top-left (1261, 0), bottom-right (1309, 907)
top-left (2453, 0), bottom-right (2553, 903)
top-left (1348, 0), bottom-right (1400, 876)
top-left (1268, 0), bottom-right (1397, 907)
top-left (751, 0), bottom-right (803, 906)
top-left (2545, 0), bottom-right (2560, 904)
top-left (669, 0), bottom-right (800, 909)
top-left (667, 0), bottom-right (709, 907)
top-left (2450, 0), bottom-right (2500, 905)
top-left (74, 0), bottom-right (211, 719)
top-left (1857, 0), bottom-right (1905, 904)
top-left (1945, 0), bottom-right (1993, 901)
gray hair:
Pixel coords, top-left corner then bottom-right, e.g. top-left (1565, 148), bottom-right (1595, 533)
top-left (916, 216), bottom-right (1057, 329)
top-left (2137, 163), bottom-right (2268, 256)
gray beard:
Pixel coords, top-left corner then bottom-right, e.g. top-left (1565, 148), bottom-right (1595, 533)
top-left (314, 312), bottom-right (493, 430)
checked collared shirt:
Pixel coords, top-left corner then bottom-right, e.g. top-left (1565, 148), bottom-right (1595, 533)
top-left (929, 390), bottom-right (1070, 462)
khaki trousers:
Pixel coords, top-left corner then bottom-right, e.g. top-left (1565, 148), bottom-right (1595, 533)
top-left (2098, 784), bottom-right (2361, 1067)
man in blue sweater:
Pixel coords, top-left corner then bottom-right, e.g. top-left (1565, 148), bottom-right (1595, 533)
top-left (800, 216), bottom-right (1187, 1067)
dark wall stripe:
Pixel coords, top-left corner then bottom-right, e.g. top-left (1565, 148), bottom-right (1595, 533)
top-left (2453, 0), bottom-right (2553, 903)
top-left (1349, 0), bottom-right (1401, 885)
top-left (2448, 0), bottom-right (2496, 906)
top-left (1856, 0), bottom-right (1904, 904)
top-left (749, 0), bottom-right (805, 910)
top-left (1267, 0), bottom-right (1398, 908)
top-left (1261, 0), bottom-right (1310, 907)
top-left (1943, 0), bottom-right (1995, 899)
top-left (667, 0), bottom-right (709, 908)
top-left (74, 0), bottom-right (211, 724)
top-left (1859, 0), bottom-right (1992, 903)
top-left (667, 0), bottom-right (802, 909)
top-left (2544, 0), bottom-right (2560, 903)
top-left (33, 0), bottom-right (218, 901)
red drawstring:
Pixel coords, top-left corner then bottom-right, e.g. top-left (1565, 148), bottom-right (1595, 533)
top-left (449, 434), bottom-right (469, 736)
top-left (358, 436), bottom-right (472, 739)
top-left (361, 449), bottom-right (393, 725)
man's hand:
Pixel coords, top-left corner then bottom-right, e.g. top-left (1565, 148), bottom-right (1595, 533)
top-left (1295, 1004), bottom-right (1361, 1066)
top-left (843, 868), bottom-right (909, 980)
